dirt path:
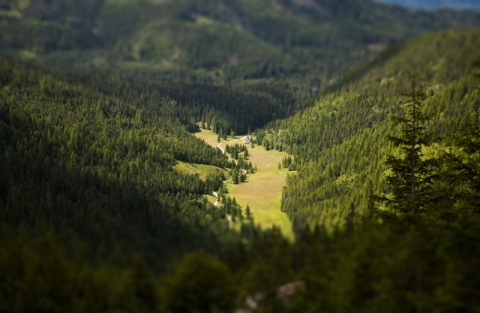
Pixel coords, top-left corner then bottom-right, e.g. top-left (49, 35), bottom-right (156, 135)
top-left (212, 191), bottom-right (219, 206)
top-left (217, 142), bottom-right (225, 154)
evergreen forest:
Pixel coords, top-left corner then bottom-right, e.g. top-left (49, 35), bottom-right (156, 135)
top-left (1, 0), bottom-right (480, 312)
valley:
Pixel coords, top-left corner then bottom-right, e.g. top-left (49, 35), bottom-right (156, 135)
top-left (2, 1), bottom-right (480, 312)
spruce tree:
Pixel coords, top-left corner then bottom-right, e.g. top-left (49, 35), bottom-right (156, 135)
top-left (384, 79), bottom-right (437, 217)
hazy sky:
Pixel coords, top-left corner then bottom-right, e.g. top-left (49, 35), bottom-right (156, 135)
top-left (377, 0), bottom-right (480, 9)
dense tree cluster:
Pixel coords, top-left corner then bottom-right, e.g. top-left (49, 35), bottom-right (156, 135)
top-left (3, 213), bottom-right (480, 312)
top-left (225, 143), bottom-right (248, 159)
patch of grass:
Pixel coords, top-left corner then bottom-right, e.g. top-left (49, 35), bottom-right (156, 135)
top-left (204, 194), bottom-right (217, 203)
top-left (228, 145), bottom-right (294, 240)
top-left (195, 128), bottom-right (294, 240)
top-left (194, 128), bottom-right (221, 149)
top-left (174, 160), bottom-right (226, 180)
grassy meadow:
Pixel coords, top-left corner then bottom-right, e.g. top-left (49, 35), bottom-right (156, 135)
top-left (174, 161), bottom-right (226, 180)
top-left (195, 128), bottom-right (294, 239)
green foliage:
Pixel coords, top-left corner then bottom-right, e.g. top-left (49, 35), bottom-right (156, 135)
top-left (0, 227), bottom-right (160, 313)
top-left (162, 252), bottom-right (236, 313)
top-left (2, 212), bottom-right (480, 312)
top-left (431, 125), bottom-right (480, 218)
top-left (382, 79), bottom-right (438, 216)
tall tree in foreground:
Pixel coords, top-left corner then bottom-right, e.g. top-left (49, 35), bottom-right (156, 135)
top-left (382, 78), bottom-right (440, 313)
top-left (383, 78), bottom-right (437, 218)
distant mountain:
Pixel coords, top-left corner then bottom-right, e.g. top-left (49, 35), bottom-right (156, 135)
top-left (1, 0), bottom-right (480, 89)
top-left (378, 0), bottom-right (480, 9)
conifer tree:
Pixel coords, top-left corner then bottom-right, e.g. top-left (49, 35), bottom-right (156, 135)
top-left (233, 169), bottom-right (239, 184)
top-left (245, 205), bottom-right (252, 221)
top-left (384, 78), bottom-right (437, 217)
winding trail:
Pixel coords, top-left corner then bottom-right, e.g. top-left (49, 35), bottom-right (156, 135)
top-left (217, 142), bottom-right (225, 154)
top-left (212, 191), bottom-right (219, 206)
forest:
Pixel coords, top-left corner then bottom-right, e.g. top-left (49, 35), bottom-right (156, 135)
top-left (262, 28), bottom-right (480, 229)
top-left (1, 0), bottom-right (480, 312)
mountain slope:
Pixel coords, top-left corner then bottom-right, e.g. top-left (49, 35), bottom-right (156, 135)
top-left (261, 28), bottom-right (480, 229)
top-left (2, 0), bottom-right (480, 88)
top-left (2, 0), bottom-right (480, 137)
top-left (0, 54), bottom-right (254, 269)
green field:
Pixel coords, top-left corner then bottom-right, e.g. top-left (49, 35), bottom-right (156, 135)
top-left (174, 160), bottom-right (226, 180)
top-left (195, 128), bottom-right (294, 239)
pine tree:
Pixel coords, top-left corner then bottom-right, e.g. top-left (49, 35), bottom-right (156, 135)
top-left (245, 205), bottom-right (252, 221)
top-left (233, 169), bottom-right (239, 184)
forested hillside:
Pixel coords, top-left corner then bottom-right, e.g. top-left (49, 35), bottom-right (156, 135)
top-left (0, 54), bottom-right (261, 271)
top-left (2, 0), bottom-right (480, 85)
top-left (261, 28), bottom-right (480, 229)
top-left (2, 0), bottom-right (480, 135)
